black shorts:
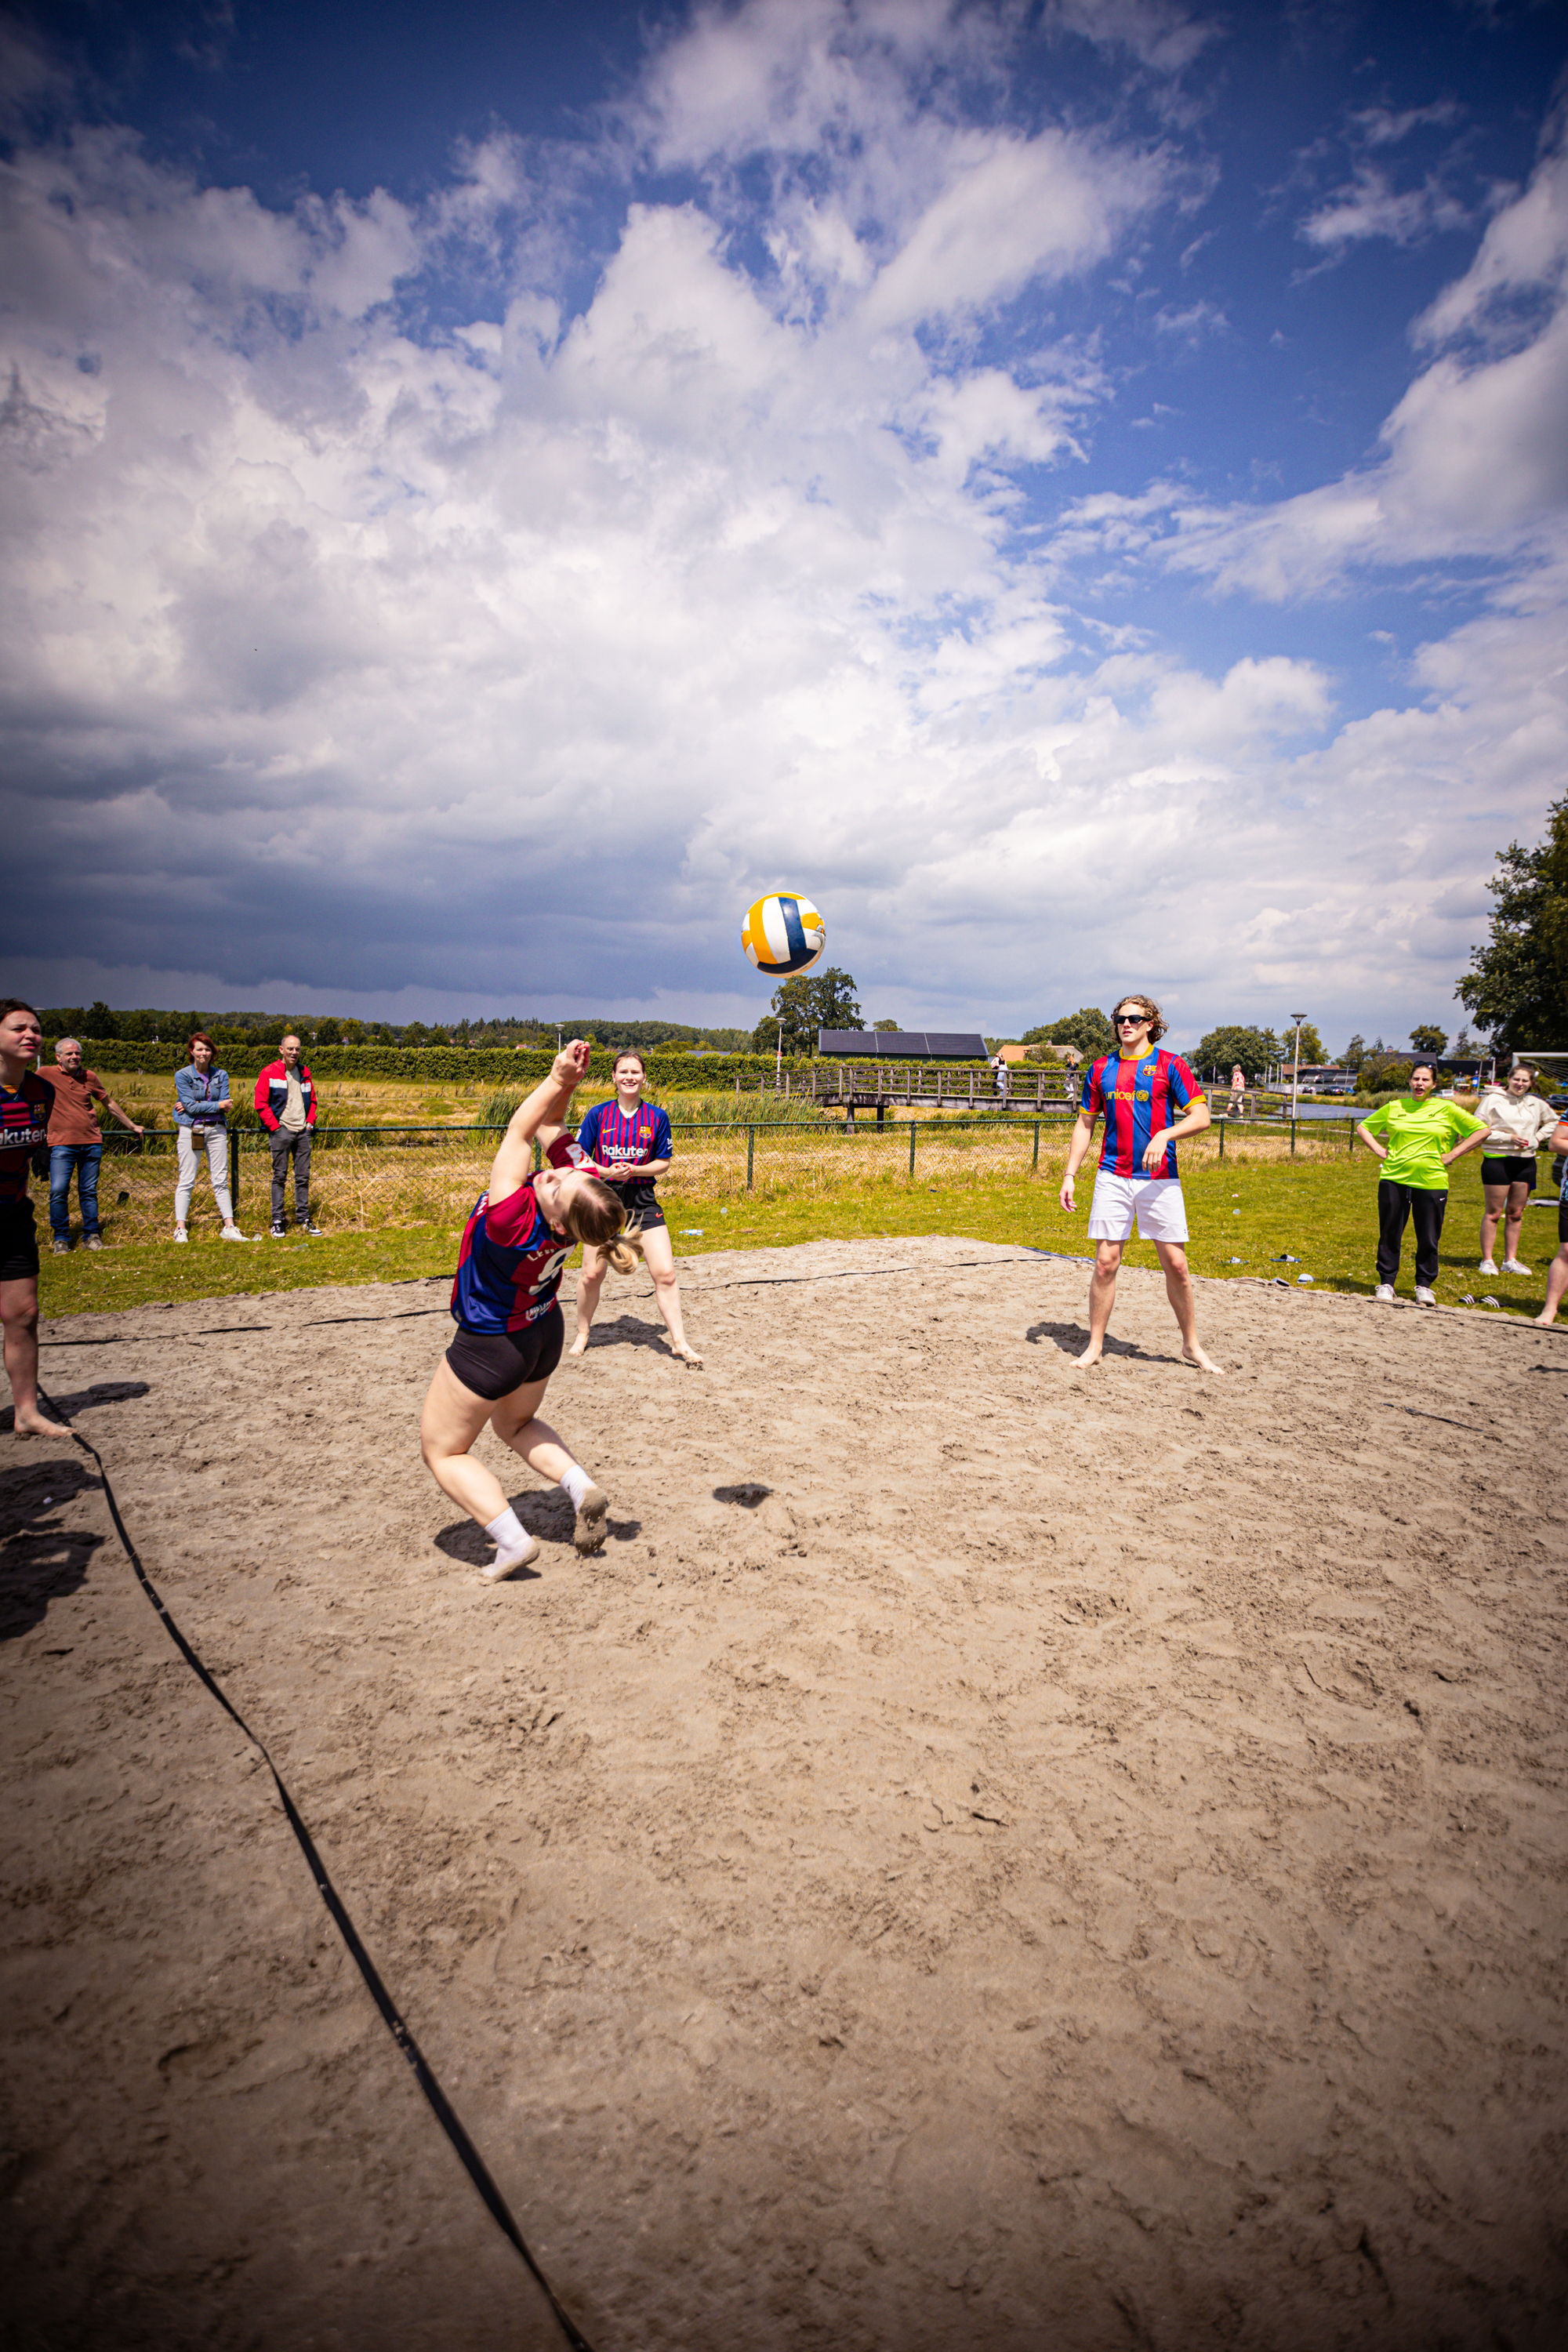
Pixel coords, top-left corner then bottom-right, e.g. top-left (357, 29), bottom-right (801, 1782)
top-left (620, 1181), bottom-right (665, 1234)
top-left (445, 1303), bottom-right (564, 1401)
top-left (0, 1198), bottom-right (39, 1283)
top-left (1560, 1200), bottom-right (1568, 1247)
top-left (1481, 1154), bottom-right (1537, 1189)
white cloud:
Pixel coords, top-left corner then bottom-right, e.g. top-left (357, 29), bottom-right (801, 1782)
top-left (1300, 163), bottom-right (1468, 252)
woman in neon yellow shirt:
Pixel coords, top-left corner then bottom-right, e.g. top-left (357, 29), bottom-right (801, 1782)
top-left (1357, 1062), bottom-right (1487, 1306)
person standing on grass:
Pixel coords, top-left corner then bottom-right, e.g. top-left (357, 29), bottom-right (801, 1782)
top-left (0, 1000), bottom-right (67, 1436)
top-left (569, 1050), bottom-right (702, 1365)
top-left (1357, 1062), bottom-right (1487, 1306)
top-left (38, 1036), bottom-right (144, 1254)
top-left (174, 1033), bottom-right (245, 1244)
top-left (254, 1033), bottom-right (320, 1238)
top-left (1475, 1062), bottom-right (1559, 1276)
top-left (1532, 1115), bottom-right (1568, 1327)
top-left (1059, 994), bottom-right (1222, 1374)
top-left (420, 1040), bottom-right (634, 1580)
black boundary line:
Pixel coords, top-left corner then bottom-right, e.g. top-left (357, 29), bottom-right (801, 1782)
top-left (43, 1390), bottom-right (597, 2352)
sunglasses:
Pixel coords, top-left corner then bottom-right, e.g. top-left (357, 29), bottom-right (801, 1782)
top-left (1115, 1012), bottom-right (1151, 1027)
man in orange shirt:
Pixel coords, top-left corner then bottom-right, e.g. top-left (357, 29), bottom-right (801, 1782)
top-left (37, 1036), bottom-right (144, 1253)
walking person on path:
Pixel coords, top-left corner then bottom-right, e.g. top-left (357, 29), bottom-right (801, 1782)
top-left (38, 1036), bottom-right (144, 1253)
top-left (1474, 1062), bottom-right (1559, 1275)
top-left (0, 1000), bottom-right (67, 1436)
top-left (174, 1033), bottom-right (245, 1244)
top-left (1357, 1062), bottom-right (1487, 1305)
top-left (254, 1033), bottom-right (320, 1238)
top-left (1531, 1113), bottom-right (1568, 1327)
top-left (1059, 993), bottom-right (1222, 1374)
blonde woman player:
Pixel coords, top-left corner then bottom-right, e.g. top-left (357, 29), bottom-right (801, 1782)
top-left (568, 1049), bottom-right (702, 1366)
top-left (420, 1040), bottom-right (636, 1581)
top-left (1475, 1061), bottom-right (1559, 1275)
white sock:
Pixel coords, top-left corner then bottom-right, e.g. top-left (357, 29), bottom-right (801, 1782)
top-left (485, 1506), bottom-right (528, 1554)
top-left (560, 1464), bottom-right (590, 1512)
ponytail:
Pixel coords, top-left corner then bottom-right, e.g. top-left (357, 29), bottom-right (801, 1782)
top-left (563, 1174), bottom-right (637, 1274)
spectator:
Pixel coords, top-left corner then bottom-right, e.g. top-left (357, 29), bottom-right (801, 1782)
top-left (1357, 1062), bottom-right (1487, 1306)
top-left (991, 1052), bottom-right (1012, 1103)
top-left (1532, 1113), bottom-right (1568, 1327)
top-left (174, 1033), bottom-right (245, 1244)
top-left (255, 1033), bottom-right (321, 1237)
top-left (38, 1036), bottom-right (145, 1254)
top-left (1474, 1061), bottom-right (1559, 1275)
top-left (1228, 1064), bottom-right (1247, 1121)
top-left (0, 998), bottom-right (67, 1436)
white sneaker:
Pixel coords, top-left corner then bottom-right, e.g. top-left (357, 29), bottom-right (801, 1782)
top-left (1415, 1286), bottom-right (1437, 1307)
top-left (1374, 1283), bottom-right (1395, 1302)
top-left (173, 1225), bottom-right (188, 1244)
top-left (1502, 1258), bottom-right (1531, 1276)
top-left (1478, 1259), bottom-right (1498, 1275)
top-left (220, 1225), bottom-right (246, 1243)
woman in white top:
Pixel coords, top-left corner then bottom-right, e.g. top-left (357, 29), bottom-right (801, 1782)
top-left (1475, 1062), bottom-right (1559, 1274)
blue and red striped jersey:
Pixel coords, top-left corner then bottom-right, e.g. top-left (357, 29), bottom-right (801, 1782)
top-left (451, 1134), bottom-right (588, 1334)
top-left (1082, 1049), bottom-right (1200, 1178)
top-left (577, 1098), bottom-right (671, 1174)
top-left (0, 1076), bottom-right (53, 1207)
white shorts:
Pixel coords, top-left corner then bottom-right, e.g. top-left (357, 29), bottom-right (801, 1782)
top-left (1087, 1169), bottom-right (1189, 1245)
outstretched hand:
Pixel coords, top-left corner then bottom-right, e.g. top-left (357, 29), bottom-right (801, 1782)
top-left (552, 1039), bottom-right (591, 1087)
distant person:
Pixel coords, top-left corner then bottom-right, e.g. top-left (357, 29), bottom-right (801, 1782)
top-left (1357, 1062), bottom-right (1486, 1305)
top-left (1059, 993), bottom-right (1221, 1374)
top-left (1532, 1113), bottom-right (1568, 1327)
top-left (570, 1049), bottom-right (701, 1365)
top-left (254, 1033), bottom-right (320, 1237)
top-left (0, 999), bottom-right (67, 1436)
top-left (38, 1036), bottom-right (144, 1253)
top-left (174, 1033), bottom-right (245, 1244)
top-left (1475, 1062), bottom-right (1559, 1275)
top-left (1228, 1065), bottom-right (1247, 1120)
top-left (992, 1052), bottom-right (1011, 1103)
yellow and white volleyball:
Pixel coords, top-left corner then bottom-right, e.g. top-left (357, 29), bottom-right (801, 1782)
top-left (740, 890), bottom-right (826, 977)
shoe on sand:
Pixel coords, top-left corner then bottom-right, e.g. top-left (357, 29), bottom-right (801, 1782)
top-left (1478, 1258), bottom-right (1498, 1274)
top-left (1415, 1286), bottom-right (1437, 1307)
top-left (1374, 1283), bottom-right (1395, 1302)
top-left (572, 1483), bottom-right (609, 1554)
top-left (1502, 1258), bottom-right (1531, 1276)
top-left (484, 1532), bottom-right (540, 1581)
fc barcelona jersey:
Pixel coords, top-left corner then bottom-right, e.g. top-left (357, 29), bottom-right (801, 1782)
top-left (1081, 1050), bottom-right (1200, 1180)
top-left (577, 1098), bottom-right (672, 1175)
top-left (0, 1076), bottom-right (53, 1207)
top-left (450, 1134), bottom-right (589, 1334)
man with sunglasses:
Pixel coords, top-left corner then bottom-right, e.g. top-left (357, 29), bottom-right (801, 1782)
top-left (1060, 995), bottom-right (1221, 1373)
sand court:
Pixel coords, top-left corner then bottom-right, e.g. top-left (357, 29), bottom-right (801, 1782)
top-left (4, 1236), bottom-right (1567, 2350)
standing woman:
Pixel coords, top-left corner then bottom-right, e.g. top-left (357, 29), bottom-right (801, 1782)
top-left (173, 1033), bottom-right (245, 1243)
top-left (1475, 1062), bottom-right (1559, 1275)
top-left (569, 1050), bottom-right (702, 1366)
top-left (1532, 1113), bottom-right (1568, 1327)
top-left (1358, 1062), bottom-right (1487, 1305)
top-left (420, 1040), bottom-right (635, 1581)
top-left (0, 1000), bottom-right (67, 1436)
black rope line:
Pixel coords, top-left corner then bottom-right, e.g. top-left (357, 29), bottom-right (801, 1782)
top-left (45, 1391), bottom-right (597, 2352)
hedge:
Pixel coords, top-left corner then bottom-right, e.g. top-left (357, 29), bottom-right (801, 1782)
top-left (40, 1040), bottom-right (822, 1089)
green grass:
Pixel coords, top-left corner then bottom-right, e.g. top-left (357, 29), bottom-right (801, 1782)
top-left (37, 1148), bottom-right (1561, 1323)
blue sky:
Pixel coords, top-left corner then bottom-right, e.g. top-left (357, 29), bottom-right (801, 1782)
top-left (4, 0), bottom-right (1566, 1051)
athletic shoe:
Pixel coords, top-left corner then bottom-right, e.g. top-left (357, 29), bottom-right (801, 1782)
top-left (50, 1235), bottom-right (72, 1253)
top-left (1415, 1286), bottom-right (1437, 1307)
top-left (173, 1226), bottom-right (188, 1243)
top-left (303, 1220), bottom-right (322, 1236)
top-left (1502, 1258), bottom-right (1531, 1276)
top-left (270, 1223), bottom-right (285, 1238)
top-left (220, 1225), bottom-right (246, 1243)
top-left (85, 1234), bottom-right (103, 1250)
top-left (1374, 1283), bottom-right (1396, 1302)
top-left (1478, 1258), bottom-right (1498, 1274)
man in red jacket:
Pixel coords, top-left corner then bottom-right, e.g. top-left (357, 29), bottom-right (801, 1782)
top-left (254, 1033), bottom-right (321, 1237)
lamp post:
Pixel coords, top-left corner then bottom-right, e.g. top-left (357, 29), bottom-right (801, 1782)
top-left (1290, 1013), bottom-right (1307, 1118)
top-left (776, 1018), bottom-right (784, 1094)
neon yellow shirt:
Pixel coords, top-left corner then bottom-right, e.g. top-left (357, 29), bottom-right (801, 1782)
top-left (1363, 1095), bottom-right (1485, 1189)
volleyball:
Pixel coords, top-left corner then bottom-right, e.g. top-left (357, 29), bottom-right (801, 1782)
top-left (741, 890), bottom-right (826, 978)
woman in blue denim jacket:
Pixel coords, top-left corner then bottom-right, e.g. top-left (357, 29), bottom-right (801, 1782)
top-left (173, 1032), bottom-right (245, 1243)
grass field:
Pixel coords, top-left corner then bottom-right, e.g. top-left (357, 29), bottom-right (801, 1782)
top-left (36, 1138), bottom-right (1562, 1325)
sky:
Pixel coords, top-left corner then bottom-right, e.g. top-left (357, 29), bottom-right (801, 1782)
top-left (3, 0), bottom-right (1566, 1053)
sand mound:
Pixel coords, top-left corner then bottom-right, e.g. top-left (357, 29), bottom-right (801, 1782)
top-left (4, 1238), bottom-right (1566, 2350)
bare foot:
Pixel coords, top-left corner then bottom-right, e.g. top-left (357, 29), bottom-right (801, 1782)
top-left (1183, 1344), bottom-right (1225, 1375)
top-left (566, 1333), bottom-right (590, 1357)
top-left (1534, 1312), bottom-right (1559, 1328)
top-left (670, 1340), bottom-right (703, 1367)
top-left (13, 1405), bottom-right (71, 1437)
top-left (572, 1483), bottom-right (609, 1554)
top-left (483, 1534), bottom-right (540, 1581)
top-left (1074, 1341), bottom-right (1103, 1367)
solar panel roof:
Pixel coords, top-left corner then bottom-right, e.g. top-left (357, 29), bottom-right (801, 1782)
top-left (816, 1029), bottom-right (989, 1060)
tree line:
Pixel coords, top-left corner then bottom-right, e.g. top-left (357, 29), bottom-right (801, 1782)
top-left (34, 1004), bottom-right (757, 1056)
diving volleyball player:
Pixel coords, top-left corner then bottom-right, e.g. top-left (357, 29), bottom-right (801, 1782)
top-left (568, 1049), bottom-right (702, 1366)
top-left (1059, 995), bottom-right (1222, 1375)
top-left (420, 1040), bottom-right (635, 1581)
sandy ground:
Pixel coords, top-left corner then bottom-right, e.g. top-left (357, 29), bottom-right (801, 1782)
top-left (3, 1235), bottom-right (1567, 2352)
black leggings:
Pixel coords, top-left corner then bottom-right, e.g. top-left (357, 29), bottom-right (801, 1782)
top-left (1377, 1181), bottom-right (1446, 1288)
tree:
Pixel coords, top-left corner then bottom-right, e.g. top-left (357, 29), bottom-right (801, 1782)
top-left (1022, 1007), bottom-right (1114, 1058)
top-left (751, 967), bottom-right (862, 1054)
top-left (85, 999), bottom-right (118, 1040)
top-left (1409, 1023), bottom-right (1447, 1057)
top-left (1342, 1033), bottom-right (1367, 1072)
top-left (1456, 793), bottom-right (1568, 1048)
top-left (1193, 1024), bottom-right (1283, 1081)
top-left (1283, 1019), bottom-right (1325, 1065)
top-left (873, 1018), bottom-right (899, 1032)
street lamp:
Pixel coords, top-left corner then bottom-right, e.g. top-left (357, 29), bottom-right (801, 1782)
top-left (1290, 1013), bottom-right (1308, 1118)
top-left (776, 1017), bottom-right (784, 1093)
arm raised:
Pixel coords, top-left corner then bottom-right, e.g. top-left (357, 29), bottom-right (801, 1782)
top-left (487, 1041), bottom-right (592, 1203)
